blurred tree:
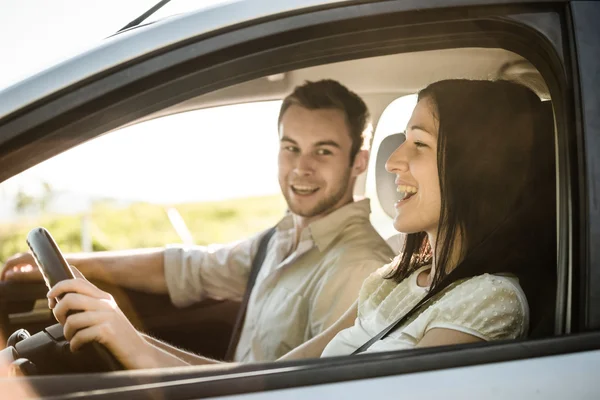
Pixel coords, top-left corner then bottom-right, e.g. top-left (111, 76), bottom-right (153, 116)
top-left (14, 188), bottom-right (36, 215)
top-left (13, 181), bottom-right (55, 216)
top-left (39, 181), bottom-right (54, 213)
top-left (0, 194), bottom-right (285, 261)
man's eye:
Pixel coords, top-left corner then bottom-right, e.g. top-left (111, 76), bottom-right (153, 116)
top-left (284, 146), bottom-right (299, 152)
top-left (316, 149), bottom-right (332, 156)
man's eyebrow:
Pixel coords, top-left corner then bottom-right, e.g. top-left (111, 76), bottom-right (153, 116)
top-left (408, 124), bottom-right (433, 135)
top-left (280, 136), bottom-right (297, 143)
top-left (314, 140), bottom-right (341, 149)
top-left (281, 137), bottom-right (342, 149)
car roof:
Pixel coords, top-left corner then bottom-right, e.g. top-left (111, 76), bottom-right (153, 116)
top-left (0, 0), bottom-right (351, 122)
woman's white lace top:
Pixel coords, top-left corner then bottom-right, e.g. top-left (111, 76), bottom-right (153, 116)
top-left (321, 257), bottom-right (529, 357)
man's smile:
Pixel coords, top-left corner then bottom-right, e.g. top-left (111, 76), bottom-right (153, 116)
top-left (291, 184), bottom-right (320, 195)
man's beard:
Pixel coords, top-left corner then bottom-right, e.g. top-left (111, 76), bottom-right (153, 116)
top-left (283, 168), bottom-right (352, 218)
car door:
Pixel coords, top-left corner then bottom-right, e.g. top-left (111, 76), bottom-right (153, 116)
top-left (0, 0), bottom-right (597, 398)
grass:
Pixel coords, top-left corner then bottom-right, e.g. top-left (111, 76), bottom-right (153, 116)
top-left (0, 194), bottom-right (287, 261)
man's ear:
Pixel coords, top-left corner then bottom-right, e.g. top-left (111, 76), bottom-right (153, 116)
top-left (351, 149), bottom-right (369, 177)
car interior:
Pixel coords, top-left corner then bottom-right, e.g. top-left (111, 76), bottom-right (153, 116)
top-left (0, 44), bottom-right (558, 379)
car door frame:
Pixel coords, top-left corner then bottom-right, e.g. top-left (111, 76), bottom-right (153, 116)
top-left (0, 0), bottom-right (598, 398)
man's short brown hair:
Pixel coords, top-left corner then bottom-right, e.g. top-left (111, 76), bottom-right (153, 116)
top-left (278, 79), bottom-right (371, 163)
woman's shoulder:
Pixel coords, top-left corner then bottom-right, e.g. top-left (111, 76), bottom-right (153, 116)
top-left (441, 273), bottom-right (528, 311)
top-left (449, 273), bottom-right (527, 302)
top-left (425, 273), bottom-right (530, 340)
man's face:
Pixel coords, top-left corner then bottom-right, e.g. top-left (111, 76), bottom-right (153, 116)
top-left (278, 105), bottom-right (365, 224)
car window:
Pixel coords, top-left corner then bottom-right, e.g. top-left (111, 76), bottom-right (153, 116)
top-left (0, 101), bottom-right (287, 260)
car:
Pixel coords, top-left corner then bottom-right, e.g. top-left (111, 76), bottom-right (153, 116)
top-left (0, 0), bottom-right (598, 398)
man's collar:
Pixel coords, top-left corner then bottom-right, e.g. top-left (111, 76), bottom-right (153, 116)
top-left (274, 199), bottom-right (373, 251)
top-left (308, 198), bottom-right (372, 252)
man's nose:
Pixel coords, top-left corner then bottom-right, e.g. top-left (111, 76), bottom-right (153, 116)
top-left (294, 154), bottom-right (315, 176)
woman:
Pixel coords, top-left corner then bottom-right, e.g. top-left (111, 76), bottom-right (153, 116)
top-left (317, 79), bottom-right (556, 356)
top-left (47, 79), bottom-right (556, 367)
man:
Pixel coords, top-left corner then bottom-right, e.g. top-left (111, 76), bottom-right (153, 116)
top-left (1, 79), bottom-right (394, 363)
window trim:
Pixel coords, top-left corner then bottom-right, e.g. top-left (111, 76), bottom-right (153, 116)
top-left (24, 332), bottom-right (600, 398)
top-left (0, 0), bottom-right (590, 396)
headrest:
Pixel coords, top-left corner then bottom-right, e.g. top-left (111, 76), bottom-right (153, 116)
top-left (375, 133), bottom-right (405, 219)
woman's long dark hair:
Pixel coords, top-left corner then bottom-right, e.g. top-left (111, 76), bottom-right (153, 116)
top-left (387, 80), bottom-right (557, 335)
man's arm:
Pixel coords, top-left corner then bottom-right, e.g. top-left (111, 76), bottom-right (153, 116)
top-left (142, 298), bottom-right (357, 365)
top-left (136, 337), bottom-right (242, 371)
top-left (4, 227), bottom-right (273, 310)
top-left (309, 259), bottom-right (382, 337)
top-left (45, 272), bottom-right (239, 370)
top-left (279, 300), bottom-right (357, 361)
top-left (142, 334), bottom-right (235, 366)
top-left (1, 248), bottom-right (168, 294)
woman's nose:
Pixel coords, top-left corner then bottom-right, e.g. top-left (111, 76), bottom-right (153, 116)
top-left (385, 144), bottom-right (408, 173)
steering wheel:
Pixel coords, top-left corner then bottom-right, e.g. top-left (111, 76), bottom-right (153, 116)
top-left (0, 227), bottom-right (124, 375)
top-left (4, 322), bottom-right (123, 375)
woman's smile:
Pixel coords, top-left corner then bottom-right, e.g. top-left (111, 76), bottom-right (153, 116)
top-left (385, 97), bottom-right (441, 235)
top-left (396, 184), bottom-right (418, 201)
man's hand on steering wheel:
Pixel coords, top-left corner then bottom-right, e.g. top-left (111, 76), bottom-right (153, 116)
top-left (47, 269), bottom-right (152, 370)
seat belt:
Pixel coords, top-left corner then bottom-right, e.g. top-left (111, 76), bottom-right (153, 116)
top-left (351, 293), bottom-right (435, 355)
top-left (351, 279), bottom-right (463, 355)
top-left (224, 226), bottom-right (276, 361)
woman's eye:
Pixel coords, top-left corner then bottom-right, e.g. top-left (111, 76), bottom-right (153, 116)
top-left (414, 141), bottom-right (428, 148)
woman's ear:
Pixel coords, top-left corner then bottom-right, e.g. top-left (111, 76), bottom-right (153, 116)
top-left (352, 149), bottom-right (369, 177)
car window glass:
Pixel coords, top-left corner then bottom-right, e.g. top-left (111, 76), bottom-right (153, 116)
top-left (0, 101), bottom-right (286, 260)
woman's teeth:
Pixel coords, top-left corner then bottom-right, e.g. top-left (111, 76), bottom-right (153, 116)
top-left (397, 185), bottom-right (417, 200)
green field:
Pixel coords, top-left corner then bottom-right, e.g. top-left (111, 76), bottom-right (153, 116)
top-left (0, 195), bottom-right (287, 262)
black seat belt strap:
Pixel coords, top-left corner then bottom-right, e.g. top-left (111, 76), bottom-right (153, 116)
top-left (224, 226), bottom-right (276, 361)
top-left (351, 294), bottom-right (435, 355)
top-left (351, 279), bottom-right (463, 355)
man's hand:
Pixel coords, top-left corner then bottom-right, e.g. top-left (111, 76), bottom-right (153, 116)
top-left (46, 270), bottom-right (154, 370)
top-left (1, 252), bottom-right (43, 282)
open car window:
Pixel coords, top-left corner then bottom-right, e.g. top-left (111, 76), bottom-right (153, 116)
top-left (0, 102), bottom-right (285, 259)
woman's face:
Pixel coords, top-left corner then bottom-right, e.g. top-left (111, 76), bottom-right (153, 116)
top-left (385, 96), bottom-right (441, 237)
